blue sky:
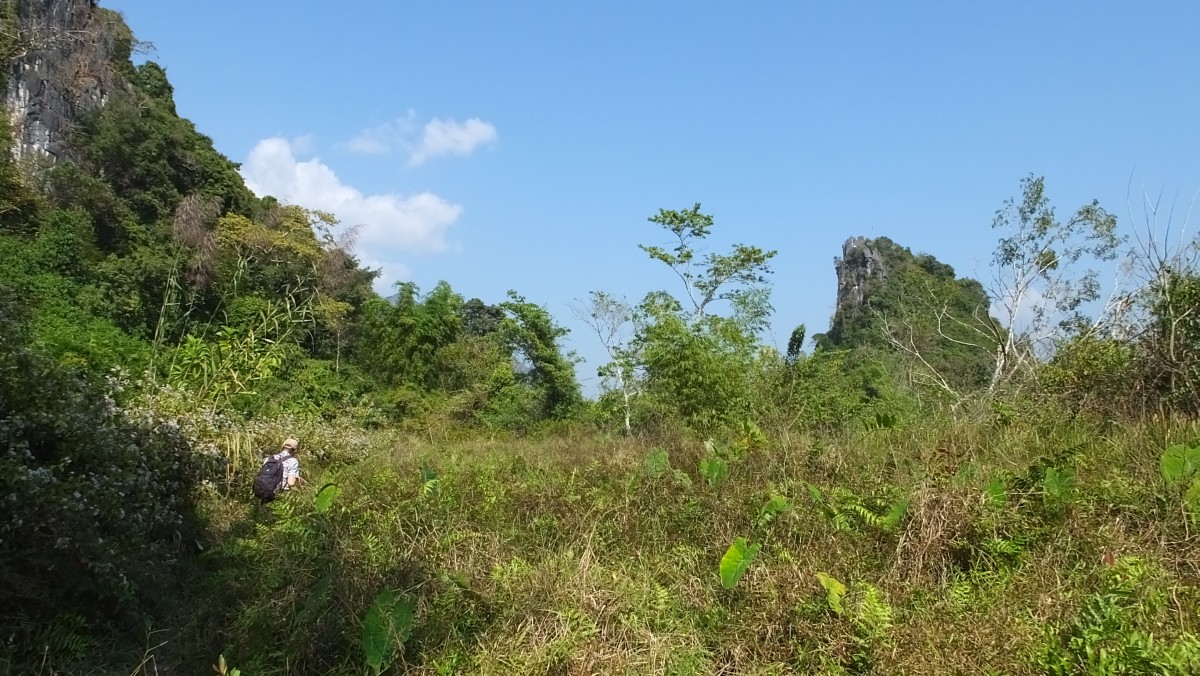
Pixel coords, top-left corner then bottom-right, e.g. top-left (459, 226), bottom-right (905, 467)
top-left (105, 0), bottom-right (1200, 394)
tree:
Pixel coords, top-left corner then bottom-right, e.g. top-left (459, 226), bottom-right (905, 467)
top-left (461, 297), bottom-right (506, 337)
top-left (356, 281), bottom-right (464, 390)
top-left (986, 174), bottom-right (1123, 391)
top-left (499, 291), bottom-right (582, 420)
top-left (639, 203), bottom-right (777, 331)
top-left (632, 203), bottom-right (778, 433)
top-left (1122, 187), bottom-right (1200, 414)
top-left (572, 291), bottom-right (639, 435)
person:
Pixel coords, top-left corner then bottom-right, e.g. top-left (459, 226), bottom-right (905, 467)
top-left (253, 437), bottom-right (302, 502)
top-left (274, 438), bottom-right (302, 491)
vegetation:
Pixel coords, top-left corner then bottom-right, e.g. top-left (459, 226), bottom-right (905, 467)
top-left (3, 4), bottom-right (1200, 675)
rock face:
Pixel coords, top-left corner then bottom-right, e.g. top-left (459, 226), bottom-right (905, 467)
top-left (4, 0), bottom-right (125, 161)
top-left (833, 236), bottom-right (891, 318)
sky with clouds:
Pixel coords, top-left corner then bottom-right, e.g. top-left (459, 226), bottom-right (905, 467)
top-left (106, 0), bottom-right (1200, 394)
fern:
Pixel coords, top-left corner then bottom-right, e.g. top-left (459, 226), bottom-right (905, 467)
top-left (851, 584), bottom-right (894, 641)
top-left (808, 483), bottom-right (909, 533)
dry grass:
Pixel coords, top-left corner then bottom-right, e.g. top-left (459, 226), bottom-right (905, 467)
top-left (114, 414), bottom-right (1200, 674)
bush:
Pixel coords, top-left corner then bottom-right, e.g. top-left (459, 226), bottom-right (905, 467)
top-left (1042, 335), bottom-right (1137, 417)
top-left (0, 294), bottom-right (216, 671)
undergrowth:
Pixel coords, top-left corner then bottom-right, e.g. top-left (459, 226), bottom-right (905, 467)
top-left (7, 409), bottom-right (1200, 674)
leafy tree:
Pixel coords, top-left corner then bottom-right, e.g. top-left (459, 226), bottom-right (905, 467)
top-left (636, 308), bottom-right (758, 434)
top-left (639, 203), bottom-right (777, 330)
top-left (0, 290), bottom-right (212, 664)
top-left (499, 291), bottom-right (582, 420)
top-left (356, 282), bottom-right (465, 390)
top-left (0, 116), bottom-right (40, 232)
top-left (629, 203), bottom-right (778, 434)
top-left (573, 291), bottom-right (639, 435)
top-left (73, 78), bottom-right (257, 225)
top-left (461, 297), bottom-right (506, 337)
top-left (987, 174), bottom-right (1122, 390)
top-left (1143, 269), bottom-right (1200, 414)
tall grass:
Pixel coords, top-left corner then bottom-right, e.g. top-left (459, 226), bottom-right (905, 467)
top-left (139, 412), bottom-right (1200, 675)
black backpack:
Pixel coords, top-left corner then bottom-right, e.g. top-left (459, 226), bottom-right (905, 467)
top-left (252, 452), bottom-right (291, 502)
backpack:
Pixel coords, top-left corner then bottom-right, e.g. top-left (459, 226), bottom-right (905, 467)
top-left (252, 452), bottom-right (291, 502)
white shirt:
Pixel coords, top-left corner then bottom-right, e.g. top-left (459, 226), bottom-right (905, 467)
top-left (268, 452), bottom-right (300, 490)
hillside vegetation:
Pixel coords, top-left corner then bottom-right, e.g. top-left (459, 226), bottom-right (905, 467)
top-left (3, 5), bottom-right (1200, 675)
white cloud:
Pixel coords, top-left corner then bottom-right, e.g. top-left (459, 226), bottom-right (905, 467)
top-left (341, 112), bottom-right (498, 166)
top-left (239, 137), bottom-right (462, 291)
top-left (342, 115), bottom-right (414, 156)
top-left (409, 117), bottom-right (498, 166)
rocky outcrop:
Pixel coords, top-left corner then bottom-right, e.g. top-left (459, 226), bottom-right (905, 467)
top-left (833, 236), bottom-right (891, 317)
top-left (4, 0), bottom-right (126, 161)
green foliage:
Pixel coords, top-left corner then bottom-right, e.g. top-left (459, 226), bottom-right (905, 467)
top-left (0, 296), bottom-right (214, 669)
top-left (1143, 270), bottom-right (1200, 414)
top-left (214, 654), bottom-right (242, 676)
top-left (75, 77), bottom-right (256, 224)
top-left (637, 310), bottom-right (758, 434)
top-left (9, 10), bottom-right (1200, 672)
top-left (0, 116), bottom-right (41, 232)
top-left (644, 447), bottom-right (671, 479)
top-left (630, 204), bottom-right (780, 434)
top-left (362, 588), bottom-right (416, 674)
top-left (718, 537), bottom-right (760, 589)
top-left (1160, 444), bottom-right (1200, 523)
top-left (806, 483), bottom-right (909, 534)
top-left (817, 237), bottom-right (997, 395)
top-left (639, 202), bottom-right (777, 327)
top-left (1034, 557), bottom-right (1200, 675)
top-left (699, 439), bottom-right (738, 488)
top-left (166, 299), bottom-right (304, 409)
top-left (984, 476), bottom-right (1007, 507)
top-left (816, 572), bottom-right (846, 615)
top-left (756, 493), bottom-right (790, 527)
top-left (498, 291), bottom-right (583, 420)
top-left (1160, 444), bottom-right (1200, 484)
top-left (314, 483), bottom-right (340, 513)
top-left (759, 345), bottom-right (887, 432)
top-left (359, 282), bottom-right (465, 389)
top-left (1042, 335), bottom-right (1137, 415)
top-left (1041, 466), bottom-right (1077, 507)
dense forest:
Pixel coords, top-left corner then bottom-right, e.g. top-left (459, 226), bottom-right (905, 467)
top-left (3, 3), bottom-right (1200, 675)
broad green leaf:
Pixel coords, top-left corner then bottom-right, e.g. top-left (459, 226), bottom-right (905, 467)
top-left (816, 572), bottom-right (846, 615)
top-left (314, 483), bottom-right (340, 513)
top-left (806, 483), bottom-right (824, 505)
top-left (1042, 467), bottom-right (1076, 501)
top-left (391, 595), bottom-right (416, 644)
top-left (699, 456), bottom-right (728, 487)
top-left (1185, 479), bottom-right (1200, 523)
top-left (644, 448), bottom-right (671, 478)
top-left (762, 494), bottom-right (789, 515)
top-left (719, 537), bottom-right (760, 589)
top-left (419, 464), bottom-right (438, 483)
top-left (421, 478), bottom-right (440, 498)
top-left (362, 588), bottom-right (395, 673)
top-left (984, 477), bottom-right (1007, 507)
top-left (757, 494), bottom-right (790, 526)
top-left (758, 494), bottom-right (787, 516)
top-left (296, 573), bottom-right (333, 626)
top-left (1160, 444), bottom-right (1200, 484)
top-left (881, 499), bottom-right (910, 530)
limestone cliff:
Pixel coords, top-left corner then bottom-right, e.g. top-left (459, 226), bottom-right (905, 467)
top-left (833, 236), bottom-right (891, 317)
top-left (4, 0), bottom-right (129, 161)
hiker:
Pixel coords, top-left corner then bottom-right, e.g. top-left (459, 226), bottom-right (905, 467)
top-left (252, 437), bottom-right (302, 502)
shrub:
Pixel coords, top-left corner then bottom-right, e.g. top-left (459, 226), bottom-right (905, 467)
top-left (0, 293), bottom-right (216, 671)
